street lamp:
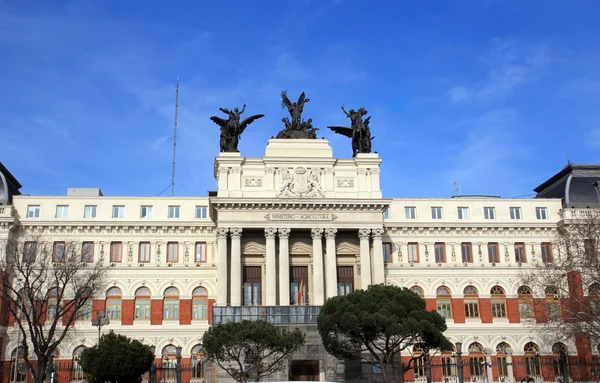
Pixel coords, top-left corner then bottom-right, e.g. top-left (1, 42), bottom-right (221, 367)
top-left (456, 342), bottom-right (464, 383)
top-left (176, 347), bottom-right (183, 383)
top-left (91, 310), bottom-right (110, 343)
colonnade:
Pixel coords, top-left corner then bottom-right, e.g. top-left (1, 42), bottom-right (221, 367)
top-left (215, 227), bottom-right (385, 306)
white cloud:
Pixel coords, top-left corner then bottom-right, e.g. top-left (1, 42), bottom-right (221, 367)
top-left (446, 86), bottom-right (471, 103)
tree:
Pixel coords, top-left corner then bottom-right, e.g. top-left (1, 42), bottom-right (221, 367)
top-left (0, 233), bottom-right (107, 383)
top-left (317, 284), bottom-right (452, 383)
top-left (79, 331), bottom-right (154, 383)
top-left (202, 320), bottom-right (305, 382)
top-left (520, 209), bottom-right (600, 345)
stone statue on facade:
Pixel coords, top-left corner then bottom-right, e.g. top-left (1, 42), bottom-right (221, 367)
top-left (275, 91), bottom-right (318, 139)
top-left (328, 106), bottom-right (374, 157)
top-left (210, 104), bottom-right (264, 152)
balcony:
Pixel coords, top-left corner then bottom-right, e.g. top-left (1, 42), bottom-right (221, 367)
top-left (212, 305), bottom-right (322, 325)
top-left (0, 205), bottom-right (13, 218)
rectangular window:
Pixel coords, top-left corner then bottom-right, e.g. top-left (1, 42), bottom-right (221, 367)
top-left (23, 241), bottom-right (36, 263)
top-left (337, 266), bottom-right (354, 296)
top-left (515, 243), bottom-right (526, 263)
top-left (536, 207), bottom-right (548, 220)
top-left (195, 206), bottom-right (208, 219)
top-left (55, 205), bottom-right (69, 218)
top-left (437, 299), bottom-right (452, 319)
top-left (163, 300), bottom-right (179, 319)
top-left (405, 206), bottom-right (416, 219)
top-left (135, 299), bottom-right (150, 319)
top-left (84, 205), bottom-right (96, 218)
top-left (140, 205), bottom-right (153, 219)
top-left (510, 207), bottom-right (521, 220)
top-left (244, 266), bottom-right (262, 306)
top-left (461, 242), bottom-right (473, 263)
top-left (110, 242), bottom-right (122, 263)
top-left (77, 300), bottom-right (93, 320)
top-left (53, 242), bottom-right (66, 262)
top-left (484, 207), bottom-right (496, 220)
top-left (497, 357), bottom-right (508, 377)
top-left (431, 207), bottom-right (443, 219)
top-left (168, 205), bottom-right (180, 219)
top-left (492, 300), bottom-right (507, 318)
top-left (407, 243), bottom-right (419, 263)
top-left (546, 302), bottom-right (561, 320)
top-left (82, 242), bottom-right (94, 263)
top-left (518, 301), bottom-right (534, 318)
top-left (383, 242), bottom-right (392, 263)
top-left (464, 299), bottom-right (479, 318)
top-left (26, 205), bottom-right (40, 218)
top-left (584, 239), bottom-right (597, 257)
top-left (193, 298), bottom-right (208, 319)
top-left (488, 242), bottom-right (500, 263)
top-left (112, 205), bottom-right (125, 218)
top-left (106, 299), bottom-right (121, 319)
top-left (167, 242), bottom-right (179, 263)
top-left (541, 242), bottom-right (553, 263)
top-left (195, 242), bottom-right (207, 263)
top-left (457, 207), bottom-right (469, 220)
top-left (383, 208), bottom-right (391, 220)
top-left (434, 243), bottom-right (446, 263)
top-left (139, 242), bottom-right (151, 263)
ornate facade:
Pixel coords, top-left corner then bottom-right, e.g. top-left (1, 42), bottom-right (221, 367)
top-left (0, 141), bottom-right (598, 382)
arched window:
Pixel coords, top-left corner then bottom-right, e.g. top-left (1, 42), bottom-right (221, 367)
top-left (412, 344), bottom-right (426, 378)
top-left (135, 287), bottom-right (151, 320)
top-left (163, 287), bottom-right (180, 320)
top-left (463, 286), bottom-right (479, 318)
top-left (162, 345), bottom-right (179, 380)
top-left (545, 286), bottom-right (561, 320)
top-left (436, 286), bottom-right (452, 319)
top-left (491, 286), bottom-right (507, 318)
top-left (524, 342), bottom-right (541, 377)
top-left (72, 346), bottom-right (87, 381)
top-left (10, 348), bottom-right (26, 383)
top-left (410, 286), bottom-right (424, 297)
top-left (496, 342), bottom-right (511, 377)
top-left (47, 287), bottom-right (62, 321)
top-left (552, 342), bottom-right (569, 377)
top-left (517, 285), bottom-right (534, 319)
top-left (191, 344), bottom-right (207, 378)
top-left (468, 342), bottom-right (485, 377)
top-left (441, 346), bottom-right (456, 378)
top-left (106, 287), bottom-right (122, 320)
top-left (192, 287), bottom-right (208, 320)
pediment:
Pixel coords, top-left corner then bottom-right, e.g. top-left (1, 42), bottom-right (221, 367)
top-left (243, 241), bottom-right (266, 255)
top-left (290, 240), bottom-right (313, 255)
top-left (336, 241), bottom-right (359, 255)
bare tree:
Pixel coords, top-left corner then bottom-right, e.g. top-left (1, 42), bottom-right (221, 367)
top-left (0, 230), bottom-right (108, 383)
top-left (520, 209), bottom-right (600, 346)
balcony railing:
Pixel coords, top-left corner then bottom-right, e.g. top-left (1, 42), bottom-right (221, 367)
top-left (0, 205), bottom-right (12, 218)
top-left (212, 305), bottom-right (322, 325)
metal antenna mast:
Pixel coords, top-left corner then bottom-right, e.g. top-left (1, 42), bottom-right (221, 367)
top-left (171, 75), bottom-right (179, 196)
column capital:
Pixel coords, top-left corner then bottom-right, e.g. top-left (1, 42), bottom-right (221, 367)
top-left (324, 228), bottom-right (337, 239)
top-left (372, 227), bottom-right (384, 239)
top-left (278, 227), bottom-right (291, 239)
top-left (230, 227), bottom-right (243, 238)
top-left (264, 227), bottom-right (277, 239)
top-left (311, 228), bottom-right (323, 239)
top-left (358, 228), bottom-right (371, 240)
top-left (216, 227), bottom-right (229, 238)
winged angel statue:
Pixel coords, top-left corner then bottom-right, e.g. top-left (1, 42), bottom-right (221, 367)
top-left (328, 106), bottom-right (374, 157)
top-left (210, 104), bottom-right (264, 152)
top-left (275, 91), bottom-right (318, 139)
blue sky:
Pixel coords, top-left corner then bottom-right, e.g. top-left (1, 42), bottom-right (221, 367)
top-left (1, 0), bottom-right (599, 198)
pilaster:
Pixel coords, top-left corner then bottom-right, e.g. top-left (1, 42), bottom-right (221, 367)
top-left (216, 227), bottom-right (229, 305)
top-left (278, 228), bottom-right (291, 306)
top-left (371, 227), bottom-right (385, 284)
top-left (358, 228), bottom-right (371, 289)
top-left (230, 227), bottom-right (242, 306)
top-left (265, 227), bottom-right (277, 306)
top-left (311, 228), bottom-right (325, 305)
top-left (324, 228), bottom-right (338, 299)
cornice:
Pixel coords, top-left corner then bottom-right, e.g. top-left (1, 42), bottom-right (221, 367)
top-left (19, 223), bottom-right (216, 236)
top-left (385, 224), bottom-right (557, 237)
top-left (210, 198), bottom-right (391, 211)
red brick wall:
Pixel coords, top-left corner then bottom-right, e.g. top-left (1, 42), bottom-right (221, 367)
top-left (150, 299), bottom-right (163, 325)
top-left (452, 298), bottom-right (465, 323)
top-left (506, 298), bottom-right (520, 323)
top-left (479, 298), bottom-right (492, 323)
top-left (121, 299), bottom-right (134, 325)
top-left (207, 299), bottom-right (215, 324)
top-left (180, 299), bottom-right (191, 325)
top-left (61, 299), bottom-right (73, 326)
top-left (425, 298), bottom-right (436, 312)
top-left (0, 271), bottom-right (8, 326)
top-left (575, 332), bottom-right (592, 358)
top-left (92, 299), bottom-right (105, 319)
top-left (533, 298), bottom-right (547, 323)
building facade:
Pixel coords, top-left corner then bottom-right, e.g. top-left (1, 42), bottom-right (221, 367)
top-left (0, 140), bottom-right (598, 382)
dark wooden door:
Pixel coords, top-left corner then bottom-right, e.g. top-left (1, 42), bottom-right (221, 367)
top-left (289, 360), bottom-right (319, 381)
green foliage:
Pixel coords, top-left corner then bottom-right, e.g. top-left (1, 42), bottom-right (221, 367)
top-left (318, 284), bottom-right (452, 383)
top-left (79, 331), bottom-right (154, 383)
top-left (203, 320), bottom-right (305, 382)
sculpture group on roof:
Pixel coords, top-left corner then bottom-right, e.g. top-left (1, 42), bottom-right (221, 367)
top-left (209, 91), bottom-right (375, 157)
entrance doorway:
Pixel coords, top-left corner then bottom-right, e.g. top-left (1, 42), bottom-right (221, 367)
top-left (289, 360), bottom-right (319, 381)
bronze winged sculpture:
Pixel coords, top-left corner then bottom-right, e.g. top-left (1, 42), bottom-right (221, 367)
top-left (210, 104), bottom-right (264, 152)
top-left (328, 106), bottom-right (374, 157)
top-left (275, 91), bottom-right (318, 139)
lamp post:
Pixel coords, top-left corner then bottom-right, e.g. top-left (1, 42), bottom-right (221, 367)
top-left (456, 342), bottom-right (464, 383)
top-left (175, 346), bottom-right (183, 383)
top-left (91, 310), bottom-right (110, 343)
top-left (149, 346), bottom-right (156, 383)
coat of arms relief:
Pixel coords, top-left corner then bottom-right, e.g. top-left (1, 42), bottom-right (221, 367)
top-left (278, 167), bottom-right (324, 198)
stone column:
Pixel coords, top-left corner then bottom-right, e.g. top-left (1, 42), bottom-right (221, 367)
top-left (278, 228), bottom-right (291, 306)
top-left (358, 228), bottom-right (372, 289)
top-left (265, 228), bottom-right (277, 306)
top-left (311, 228), bottom-right (325, 305)
top-left (505, 349), bottom-right (514, 383)
top-left (230, 227), bottom-right (243, 306)
top-left (371, 228), bottom-right (385, 285)
top-left (324, 228), bottom-right (338, 299)
top-left (216, 227), bottom-right (229, 305)
top-left (484, 349), bottom-right (494, 383)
